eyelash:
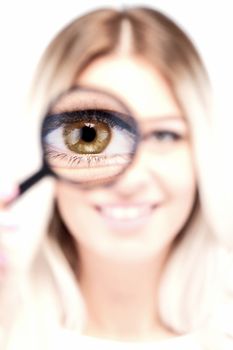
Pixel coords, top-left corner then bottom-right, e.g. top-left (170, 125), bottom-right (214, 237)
top-left (45, 149), bottom-right (104, 166)
top-left (45, 149), bottom-right (128, 168)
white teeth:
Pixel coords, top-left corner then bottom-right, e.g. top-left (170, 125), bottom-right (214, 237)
top-left (99, 206), bottom-right (151, 220)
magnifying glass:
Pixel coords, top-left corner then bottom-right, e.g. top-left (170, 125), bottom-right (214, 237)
top-left (7, 86), bottom-right (140, 205)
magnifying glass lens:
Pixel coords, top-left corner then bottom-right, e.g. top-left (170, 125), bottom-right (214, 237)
top-left (41, 87), bottom-right (138, 187)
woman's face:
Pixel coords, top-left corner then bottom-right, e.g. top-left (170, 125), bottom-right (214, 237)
top-left (55, 54), bottom-right (196, 262)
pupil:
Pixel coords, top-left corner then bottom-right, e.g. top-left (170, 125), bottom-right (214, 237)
top-left (81, 126), bottom-right (96, 143)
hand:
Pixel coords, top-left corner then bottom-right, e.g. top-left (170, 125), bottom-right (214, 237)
top-left (0, 183), bottom-right (22, 341)
top-left (0, 183), bottom-right (19, 277)
top-left (0, 184), bottom-right (19, 210)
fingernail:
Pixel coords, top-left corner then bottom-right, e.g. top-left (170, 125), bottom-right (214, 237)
top-left (0, 184), bottom-right (19, 200)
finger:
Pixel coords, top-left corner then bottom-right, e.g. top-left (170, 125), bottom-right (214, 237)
top-left (0, 184), bottom-right (19, 209)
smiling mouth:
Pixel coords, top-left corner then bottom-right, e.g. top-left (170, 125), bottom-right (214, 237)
top-left (93, 203), bottom-right (159, 232)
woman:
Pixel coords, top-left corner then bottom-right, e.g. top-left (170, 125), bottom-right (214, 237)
top-left (0, 6), bottom-right (232, 350)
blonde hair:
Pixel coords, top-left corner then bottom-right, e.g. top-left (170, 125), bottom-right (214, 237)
top-left (2, 7), bottom-right (232, 349)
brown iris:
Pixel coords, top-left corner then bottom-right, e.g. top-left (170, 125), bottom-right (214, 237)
top-left (63, 121), bottom-right (111, 154)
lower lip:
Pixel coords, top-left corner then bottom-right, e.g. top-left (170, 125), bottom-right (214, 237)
top-left (0, 224), bottom-right (18, 233)
top-left (0, 214), bottom-right (18, 232)
top-left (94, 206), bottom-right (157, 233)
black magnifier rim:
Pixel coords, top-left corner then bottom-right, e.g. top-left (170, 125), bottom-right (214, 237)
top-left (41, 84), bottom-right (141, 189)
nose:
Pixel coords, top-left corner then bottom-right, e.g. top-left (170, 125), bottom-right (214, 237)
top-left (112, 146), bottom-right (157, 198)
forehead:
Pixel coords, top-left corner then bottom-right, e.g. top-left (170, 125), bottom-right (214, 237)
top-left (76, 54), bottom-right (182, 120)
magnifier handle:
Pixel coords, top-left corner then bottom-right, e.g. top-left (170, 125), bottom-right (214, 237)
top-left (19, 167), bottom-right (47, 196)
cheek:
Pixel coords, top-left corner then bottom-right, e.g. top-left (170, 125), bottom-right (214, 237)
top-left (156, 148), bottom-right (196, 210)
top-left (54, 182), bottom-right (102, 249)
top-left (55, 183), bottom-right (86, 226)
top-left (149, 149), bottom-right (197, 251)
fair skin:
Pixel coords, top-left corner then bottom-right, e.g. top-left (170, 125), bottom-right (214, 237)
top-left (54, 54), bottom-right (196, 342)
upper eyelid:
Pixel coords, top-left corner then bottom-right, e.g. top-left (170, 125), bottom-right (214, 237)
top-left (42, 113), bottom-right (186, 146)
top-left (140, 125), bottom-right (188, 138)
top-left (141, 115), bottom-right (186, 123)
top-left (140, 118), bottom-right (187, 131)
top-left (42, 110), bottom-right (135, 137)
top-left (143, 127), bottom-right (184, 134)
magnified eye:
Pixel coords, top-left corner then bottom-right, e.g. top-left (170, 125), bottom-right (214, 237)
top-left (42, 110), bottom-right (137, 185)
top-left (63, 119), bottom-right (111, 154)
